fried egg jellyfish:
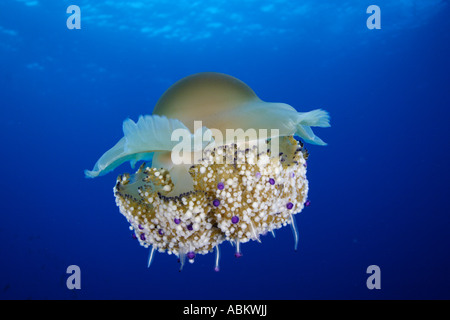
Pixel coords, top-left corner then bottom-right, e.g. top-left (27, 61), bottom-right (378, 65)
top-left (85, 72), bottom-right (330, 271)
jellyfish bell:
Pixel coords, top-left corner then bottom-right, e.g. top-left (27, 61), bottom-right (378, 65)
top-left (153, 72), bottom-right (258, 132)
top-left (85, 72), bottom-right (330, 270)
top-left (154, 72), bottom-right (329, 144)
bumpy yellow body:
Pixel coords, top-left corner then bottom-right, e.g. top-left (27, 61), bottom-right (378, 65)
top-left (114, 137), bottom-right (308, 263)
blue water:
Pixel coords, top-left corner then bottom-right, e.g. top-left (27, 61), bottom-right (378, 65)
top-left (0, 0), bottom-right (449, 300)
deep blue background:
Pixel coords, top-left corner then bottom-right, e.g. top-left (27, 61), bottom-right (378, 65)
top-left (0, 0), bottom-right (449, 299)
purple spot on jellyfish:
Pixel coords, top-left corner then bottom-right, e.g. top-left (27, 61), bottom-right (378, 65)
top-left (217, 182), bottom-right (224, 190)
top-left (158, 229), bottom-right (164, 235)
top-left (174, 218), bottom-right (180, 224)
top-left (286, 202), bottom-right (294, 210)
top-left (140, 233), bottom-right (146, 241)
top-left (269, 178), bottom-right (275, 185)
top-left (231, 216), bottom-right (239, 224)
top-left (255, 172), bottom-right (261, 179)
top-left (213, 199), bottom-right (220, 207)
top-left (187, 252), bottom-right (195, 260)
top-left (305, 200), bottom-right (311, 207)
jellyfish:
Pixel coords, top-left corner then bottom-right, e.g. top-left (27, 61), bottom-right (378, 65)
top-left (85, 72), bottom-right (330, 271)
